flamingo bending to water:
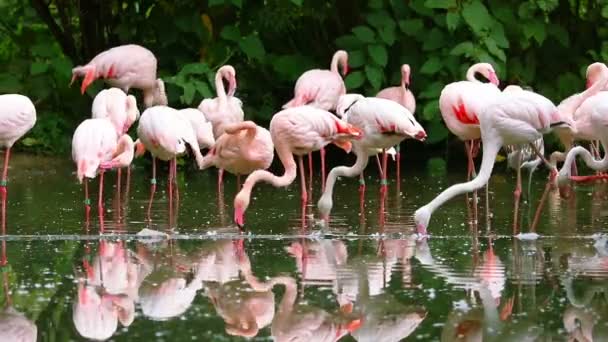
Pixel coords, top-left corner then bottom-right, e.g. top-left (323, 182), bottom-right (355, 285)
top-left (200, 121), bottom-right (274, 190)
top-left (198, 65), bottom-right (244, 188)
top-left (283, 50), bottom-right (349, 191)
top-left (71, 44), bottom-right (167, 107)
top-left (414, 89), bottom-right (575, 235)
top-left (233, 106), bottom-right (362, 227)
top-left (92, 87), bottom-right (140, 135)
top-left (318, 95), bottom-right (426, 221)
top-left (376, 64), bottom-right (416, 178)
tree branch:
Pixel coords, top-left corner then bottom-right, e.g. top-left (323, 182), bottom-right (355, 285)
top-left (30, 0), bottom-right (79, 62)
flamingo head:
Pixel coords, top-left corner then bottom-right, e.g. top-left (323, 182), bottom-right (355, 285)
top-left (234, 191), bottom-right (250, 228)
top-left (71, 65), bottom-right (97, 94)
top-left (413, 206), bottom-right (431, 236)
top-left (336, 94), bottom-right (364, 118)
top-left (317, 193), bottom-right (333, 219)
top-left (401, 64), bottom-right (411, 88)
top-left (334, 50), bottom-right (349, 76)
top-left (134, 139), bottom-right (146, 157)
top-left (585, 62), bottom-right (608, 89)
top-left (220, 65), bottom-right (237, 97)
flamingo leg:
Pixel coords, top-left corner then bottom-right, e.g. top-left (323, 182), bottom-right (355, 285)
top-left (298, 156), bottom-right (307, 204)
top-left (513, 156), bottom-right (523, 235)
top-left (321, 147), bottom-right (326, 192)
top-left (381, 149), bottom-right (388, 193)
top-left (359, 172), bottom-right (365, 213)
top-left (168, 159), bottom-right (174, 228)
top-left (116, 168), bottom-right (122, 223)
top-left (466, 141), bottom-right (478, 224)
top-left (173, 157), bottom-right (179, 205)
top-left (237, 174), bottom-right (242, 190)
top-left (84, 178), bottom-right (91, 223)
top-left (218, 168), bottom-right (224, 192)
top-left (395, 144), bottom-right (401, 183)
top-left (530, 181), bottom-right (552, 233)
top-left (485, 183), bottom-right (491, 233)
top-left (375, 155), bottom-right (384, 178)
top-left (308, 152), bottom-right (313, 187)
top-left (147, 157), bottom-right (157, 221)
top-left (0, 148), bottom-right (10, 198)
top-left (98, 170), bottom-right (105, 233)
top-left (0, 149), bottom-right (6, 245)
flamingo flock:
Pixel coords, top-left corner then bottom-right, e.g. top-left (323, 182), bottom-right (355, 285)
top-left (2, 42), bottom-right (608, 237)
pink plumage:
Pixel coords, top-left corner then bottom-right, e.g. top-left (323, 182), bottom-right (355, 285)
top-left (198, 65), bottom-right (244, 139)
top-left (92, 88), bottom-right (140, 135)
top-left (71, 118), bottom-right (118, 182)
top-left (376, 64), bottom-right (416, 114)
top-left (0, 94), bottom-right (36, 149)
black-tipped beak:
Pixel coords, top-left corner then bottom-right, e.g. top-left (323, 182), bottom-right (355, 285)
top-left (550, 121), bottom-right (571, 128)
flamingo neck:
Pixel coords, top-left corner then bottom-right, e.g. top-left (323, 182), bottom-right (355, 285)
top-left (422, 139), bottom-right (501, 216)
top-left (215, 71), bottom-right (227, 104)
top-left (330, 52), bottom-right (346, 75)
top-left (560, 138), bottom-right (608, 176)
top-left (466, 64), bottom-right (488, 84)
top-left (400, 67), bottom-right (410, 89)
top-left (580, 66), bottom-right (608, 101)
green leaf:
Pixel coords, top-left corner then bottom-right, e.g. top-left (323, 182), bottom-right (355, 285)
top-left (369, 0), bottom-right (384, 9)
top-left (446, 11), bottom-right (461, 31)
top-left (180, 63), bottom-right (210, 75)
top-left (335, 34), bottom-right (364, 49)
top-left (424, 0), bottom-right (455, 9)
top-left (193, 80), bottom-right (212, 98)
top-left (21, 137), bottom-right (40, 147)
top-left (208, 0), bottom-right (225, 6)
top-left (220, 25), bottom-right (241, 42)
top-left (462, 0), bottom-right (494, 35)
top-left (30, 62), bottom-right (48, 76)
top-left (239, 34), bottom-right (265, 60)
top-left (603, 5), bottom-right (608, 18)
top-left (484, 37), bottom-right (506, 62)
top-left (419, 82), bottom-right (443, 100)
top-left (352, 26), bottom-right (375, 43)
top-left (231, 0), bottom-right (242, 8)
top-left (523, 21), bottom-right (546, 44)
top-left (345, 71), bottom-right (365, 89)
top-left (426, 120), bottom-right (449, 144)
top-left (422, 28), bottom-right (445, 51)
top-left (365, 65), bottom-right (383, 89)
top-left (348, 50), bottom-right (366, 69)
top-left (420, 57), bottom-right (442, 75)
top-left (399, 19), bottom-right (424, 36)
top-left (422, 101), bottom-right (440, 120)
top-left (450, 41), bottom-right (475, 56)
top-left (379, 26), bottom-right (396, 46)
top-left (368, 45), bottom-right (388, 67)
top-left (410, 0), bottom-right (435, 17)
top-left (548, 24), bottom-right (569, 47)
top-left (427, 157), bottom-right (447, 176)
top-left (366, 10), bottom-right (392, 30)
top-left (490, 22), bottom-right (509, 48)
top-left (180, 85), bottom-right (196, 104)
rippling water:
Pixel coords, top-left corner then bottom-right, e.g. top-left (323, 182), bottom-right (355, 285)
top-left (1, 155), bottom-right (608, 341)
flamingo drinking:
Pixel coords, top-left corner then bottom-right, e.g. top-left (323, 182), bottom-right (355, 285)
top-left (233, 106), bottom-right (362, 227)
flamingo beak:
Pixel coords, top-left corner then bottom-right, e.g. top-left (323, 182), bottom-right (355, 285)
top-left (134, 141), bottom-right (146, 157)
top-left (228, 77), bottom-right (237, 97)
top-left (234, 206), bottom-right (245, 228)
top-left (586, 79), bottom-right (592, 89)
top-left (333, 140), bottom-right (352, 154)
top-left (81, 68), bottom-right (96, 94)
top-left (343, 64), bottom-right (349, 76)
top-left (414, 131), bottom-right (427, 141)
top-left (416, 223), bottom-right (427, 236)
top-left (405, 74), bottom-right (411, 88)
top-left (489, 71), bottom-right (499, 86)
top-left (70, 73), bottom-right (77, 87)
top-left (346, 319), bottom-right (363, 333)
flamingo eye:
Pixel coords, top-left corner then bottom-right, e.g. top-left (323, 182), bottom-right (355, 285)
top-left (409, 118), bottom-right (415, 126)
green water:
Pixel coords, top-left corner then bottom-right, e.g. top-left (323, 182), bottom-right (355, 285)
top-left (1, 155), bottom-right (608, 341)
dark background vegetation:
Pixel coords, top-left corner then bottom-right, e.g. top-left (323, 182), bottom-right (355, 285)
top-left (1, 0), bottom-right (607, 163)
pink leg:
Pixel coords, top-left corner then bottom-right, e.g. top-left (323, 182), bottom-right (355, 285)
top-left (395, 144), bottom-right (401, 184)
top-left (168, 160), bottom-right (174, 227)
top-left (0, 149), bottom-right (6, 244)
top-left (359, 171), bottom-right (366, 192)
top-left (321, 147), bottom-right (326, 192)
top-left (218, 168), bottom-right (224, 192)
top-left (116, 168), bottom-right (122, 223)
top-left (0, 148), bottom-right (10, 198)
top-left (173, 157), bottom-right (179, 205)
top-left (98, 170), bottom-right (105, 233)
top-left (237, 174), bottom-right (242, 190)
top-left (298, 156), bottom-right (308, 203)
top-left (147, 157), bottom-right (157, 221)
top-left (308, 152), bottom-right (313, 195)
top-left (381, 149), bottom-right (388, 193)
top-left (513, 166), bottom-right (522, 235)
top-left (84, 178), bottom-right (91, 224)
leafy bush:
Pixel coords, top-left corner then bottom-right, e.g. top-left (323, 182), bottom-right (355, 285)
top-left (1, 0), bottom-right (607, 156)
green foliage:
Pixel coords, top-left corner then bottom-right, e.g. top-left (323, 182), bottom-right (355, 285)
top-left (0, 0), bottom-right (607, 155)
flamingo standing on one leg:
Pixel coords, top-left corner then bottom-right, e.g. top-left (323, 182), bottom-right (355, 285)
top-left (233, 106), bottom-right (362, 228)
top-left (376, 64), bottom-right (416, 180)
top-left (414, 88), bottom-right (575, 236)
top-left (72, 118), bottom-right (134, 228)
top-left (71, 44), bottom-right (167, 108)
top-left (200, 121), bottom-right (274, 191)
top-left (317, 95), bottom-right (426, 222)
top-left (198, 65), bottom-right (244, 190)
top-left (0, 94), bottom-right (36, 235)
top-left (137, 106), bottom-right (206, 222)
top-left (283, 50), bottom-right (349, 192)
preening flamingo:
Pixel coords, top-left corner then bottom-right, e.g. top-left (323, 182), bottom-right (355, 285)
top-left (0, 94), bottom-right (36, 201)
top-left (200, 121), bottom-right (274, 190)
top-left (198, 65), bottom-right (244, 188)
top-left (72, 118), bottom-right (134, 224)
top-left (414, 89), bottom-right (575, 235)
top-left (176, 108), bottom-right (216, 149)
top-left (317, 95), bottom-right (426, 221)
top-left (283, 50), bottom-right (349, 191)
top-left (440, 62), bottom-right (500, 180)
top-left (92, 87), bottom-right (140, 135)
top-left (71, 44), bottom-right (167, 107)
top-left (551, 62), bottom-right (608, 169)
top-left (376, 64), bottom-right (416, 179)
top-left (233, 106), bottom-right (362, 227)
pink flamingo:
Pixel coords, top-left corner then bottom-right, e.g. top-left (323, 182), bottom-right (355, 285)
top-left (414, 88), bottom-right (575, 235)
top-left (376, 64), bottom-right (416, 179)
top-left (318, 95), bottom-right (426, 221)
top-left (440, 63), bottom-right (500, 180)
top-left (71, 44), bottom-right (167, 107)
top-left (551, 62), bottom-right (608, 170)
top-left (233, 106), bottom-right (362, 227)
top-left (92, 87), bottom-right (140, 135)
top-left (72, 118), bottom-right (134, 226)
top-left (283, 50), bottom-right (349, 191)
top-left (198, 65), bottom-right (244, 189)
top-left (176, 108), bottom-right (216, 149)
top-left (200, 121), bottom-right (274, 190)
top-left (136, 106), bottom-right (206, 219)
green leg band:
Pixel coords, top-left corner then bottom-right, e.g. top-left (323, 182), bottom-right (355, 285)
top-left (84, 198), bottom-right (91, 205)
top-left (0, 180), bottom-right (7, 187)
top-left (150, 178), bottom-right (157, 185)
top-left (380, 179), bottom-right (388, 186)
top-left (395, 144), bottom-right (400, 153)
top-left (359, 177), bottom-right (366, 185)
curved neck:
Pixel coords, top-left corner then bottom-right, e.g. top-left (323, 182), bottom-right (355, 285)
top-left (579, 66), bottom-right (608, 102)
top-left (400, 67), bottom-right (410, 89)
top-left (215, 71), bottom-right (227, 103)
top-left (322, 144), bottom-right (369, 206)
top-left (465, 65), bottom-right (486, 83)
top-left (423, 139), bottom-right (501, 215)
top-left (560, 142), bottom-right (608, 175)
top-left (330, 52), bottom-right (345, 75)
top-left (241, 144), bottom-right (298, 197)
